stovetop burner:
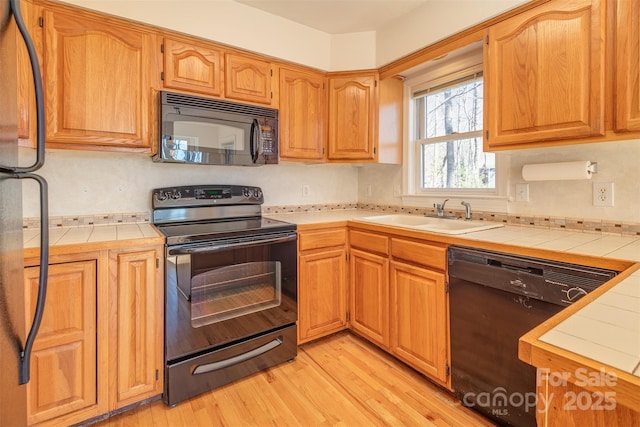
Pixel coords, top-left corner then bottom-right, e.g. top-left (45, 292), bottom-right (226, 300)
top-left (156, 217), bottom-right (296, 245)
top-left (151, 185), bottom-right (296, 245)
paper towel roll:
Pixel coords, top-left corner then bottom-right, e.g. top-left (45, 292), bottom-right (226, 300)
top-left (522, 161), bottom-right (594, 181)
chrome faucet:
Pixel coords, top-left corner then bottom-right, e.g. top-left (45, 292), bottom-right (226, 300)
top-left (433, 199), bottom-right (449, 217)
top-left (461, 201), bottom-right (472, 221)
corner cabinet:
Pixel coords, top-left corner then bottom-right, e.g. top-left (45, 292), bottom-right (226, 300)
top-left (328, 73), bottom-right (378, 161)
top-left (484, 0), bottom-right (606, 149)
top-left (279, 66), bottom-right (327, 161)
top-left (297, 227), bottom-right (348, 344)
top-left (161, 36), bottom-right (223, 97)
top-left (108, 247), bottom-right (163, 410)
top-left (39, 5), bottom-right (157, 151)
top-left (614, 0), bottom-right (640, 132)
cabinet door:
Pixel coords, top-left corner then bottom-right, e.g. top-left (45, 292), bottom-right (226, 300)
top-left (279, 67), bottom-right (326, 161)
top-left (349, 248), bottom-right (389, 348)
top-left (110, 248), bottom-right (163, 409)
top-left (390, 262), bottom-right (448, 384)
top-left (484, 0), bottom-right (605, 148)
top-left (298, 248), bottom-right (347, 344)
top-left (614, 0), bottom-right (640, 132)
top-left (42, 8), bottom-right (155, 149)
top-left (24, 260), bottom-right (99, 425)
top-left (225, 53), bottom-right (273, 105)
top-left (328, 74), bottom-right (377, 160)
top-left (162, 37), bottom-right (223, 97)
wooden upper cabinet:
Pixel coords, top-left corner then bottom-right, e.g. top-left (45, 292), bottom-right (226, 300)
top-left (484, 0), bottom-right (605, 149)
top-left (614, 0), bottom-right (640, 132)
top-left (41, 7), bottom-right (156, 150)
top-left (162, 37), bottom-right (223, 97)
top-left (328, 73), bottom-right (378, 161)
top-left (225, 53), bottom-right (274, 105)
top-left (279, 66), bottom-right (326, 161)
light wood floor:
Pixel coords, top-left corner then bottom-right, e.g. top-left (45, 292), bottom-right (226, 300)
top-left (94, 332), bottom-right (495, 426)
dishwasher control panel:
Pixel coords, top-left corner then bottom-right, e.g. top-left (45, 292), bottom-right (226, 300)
top-left (448, 246), bottom-right (617, 306)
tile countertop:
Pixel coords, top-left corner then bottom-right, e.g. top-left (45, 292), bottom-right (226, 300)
top-left (266, 210), bottom-right (640, 263)
top-left (23, 223), bottom-right (163, 249)
top-left (267, 209), bottom-right (640, 390)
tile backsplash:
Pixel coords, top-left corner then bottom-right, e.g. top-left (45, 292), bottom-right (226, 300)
top-left (23, 204), bottom-right (640, 237)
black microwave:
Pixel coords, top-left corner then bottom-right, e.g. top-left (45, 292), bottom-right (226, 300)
top-left (153, 91), bottom-right (278, 166)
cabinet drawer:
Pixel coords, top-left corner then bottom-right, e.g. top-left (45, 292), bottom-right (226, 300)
top-left (349, 230), bottom-right (388, 255)
top-left (299, 228), bottom-right (347, 251)
top-left (391, 238), bottom-right (446, 271)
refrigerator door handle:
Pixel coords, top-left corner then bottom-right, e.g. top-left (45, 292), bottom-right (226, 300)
top-left (0, 0), bottom-right (45, 174)
top-left (16, 173), bottom-right (48, 385)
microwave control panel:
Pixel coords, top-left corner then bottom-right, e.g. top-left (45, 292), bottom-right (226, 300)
top-left (259, 121), bottom-right (276, 155)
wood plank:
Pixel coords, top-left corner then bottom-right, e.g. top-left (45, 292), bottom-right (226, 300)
top-left (94, 332), bottom-right (494, 426)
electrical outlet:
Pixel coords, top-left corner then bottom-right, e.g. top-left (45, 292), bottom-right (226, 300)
top-left (302, 184), bottom-right (310, 197)
top-left (515, 183), bottom-right (529, 202)
top-left (593, 182), bottom-right (614, 207)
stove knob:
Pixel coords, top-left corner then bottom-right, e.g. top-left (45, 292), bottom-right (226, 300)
top-left (243, 188), bottom-right (251, 198)
top-left (156, 192), bottom-right (168, 201)
top-left (253, 188), bottom-right (261, 198)
top-left (170, 190), bottom-right (182, 200)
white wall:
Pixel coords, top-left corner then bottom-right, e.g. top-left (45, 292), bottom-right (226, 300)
top-left (375, 0), bottom-right (526, 67)
top-left (358, 139), bottom-right (640, 223)
top-left (58, 0), bottom-right (332, 70)
top-left (58, 0), bottom-right (524, 71)
top-left (21, 149), bottom-right (359, 217)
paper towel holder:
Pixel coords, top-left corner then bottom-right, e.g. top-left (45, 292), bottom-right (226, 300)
top-left (521, 161), bottom-right (598, 182)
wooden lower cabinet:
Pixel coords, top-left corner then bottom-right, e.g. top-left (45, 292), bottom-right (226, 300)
top-left (349, 248), bottom-right (389, 348)
top-left (390, 261), bottom-right (448, 384)
top-left (536, 371), bottom-right (640, 426)
top-left (348, 229), bottom-right (450, 385)
top-left (109, 247), bottom-right (163, 410)
top-left (24, 259), bottom-right (101, 426)
top-left (23, 244), bottom-right (163, 426)
top-left (297, 227), bottom-right (348, 344)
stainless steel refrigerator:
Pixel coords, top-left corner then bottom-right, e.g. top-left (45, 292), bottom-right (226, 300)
top-left (1, 0), bottom-right (48, 425)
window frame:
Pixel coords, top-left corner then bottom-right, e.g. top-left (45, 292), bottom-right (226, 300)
top-left (401, 46), bottom-right (509, 210)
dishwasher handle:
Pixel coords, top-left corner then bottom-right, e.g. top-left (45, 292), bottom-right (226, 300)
top-left (488, 259), bottom-right (543, 276)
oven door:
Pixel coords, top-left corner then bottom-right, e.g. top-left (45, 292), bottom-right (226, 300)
top-left (165, 231), bottom-right (297, 362)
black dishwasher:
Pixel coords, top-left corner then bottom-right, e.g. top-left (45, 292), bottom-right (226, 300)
top-left (448, 246), bottom-right (617, 427)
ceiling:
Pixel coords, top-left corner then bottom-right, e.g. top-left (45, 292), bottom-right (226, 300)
top-left (233, 0), bottom-right (430, 34)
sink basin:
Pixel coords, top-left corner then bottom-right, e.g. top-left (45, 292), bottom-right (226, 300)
top-left (359, 214), bottom-right (504, 235)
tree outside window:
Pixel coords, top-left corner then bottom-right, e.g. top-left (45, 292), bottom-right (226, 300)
top-left (413, 75), bottom-right (495, 190)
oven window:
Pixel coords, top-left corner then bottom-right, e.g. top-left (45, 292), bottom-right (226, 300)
top-left (190, 261), bottom-right (282, 328)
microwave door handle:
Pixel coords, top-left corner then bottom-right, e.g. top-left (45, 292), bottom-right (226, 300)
top-left (250, 119), bottom-right (259, 163)
top-left (17, 173), bottom-right (49, 384)
top-left (0, 0), bottom-right (46, 174)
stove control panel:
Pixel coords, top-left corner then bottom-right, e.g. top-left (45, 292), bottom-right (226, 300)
top-left (152, 185), bottom-right (264, 208)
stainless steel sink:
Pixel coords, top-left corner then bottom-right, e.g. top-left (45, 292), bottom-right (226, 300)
top-left (358, 214), bottom-right (504, 235)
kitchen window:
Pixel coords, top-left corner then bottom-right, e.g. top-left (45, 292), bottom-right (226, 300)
top-left (403, 45), bottom-right (508, 208)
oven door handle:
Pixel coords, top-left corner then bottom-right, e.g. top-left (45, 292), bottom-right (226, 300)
top-left (168, 232), bottom-right (297, 255)
top-left (192, 337), bottom-right (283, 375)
